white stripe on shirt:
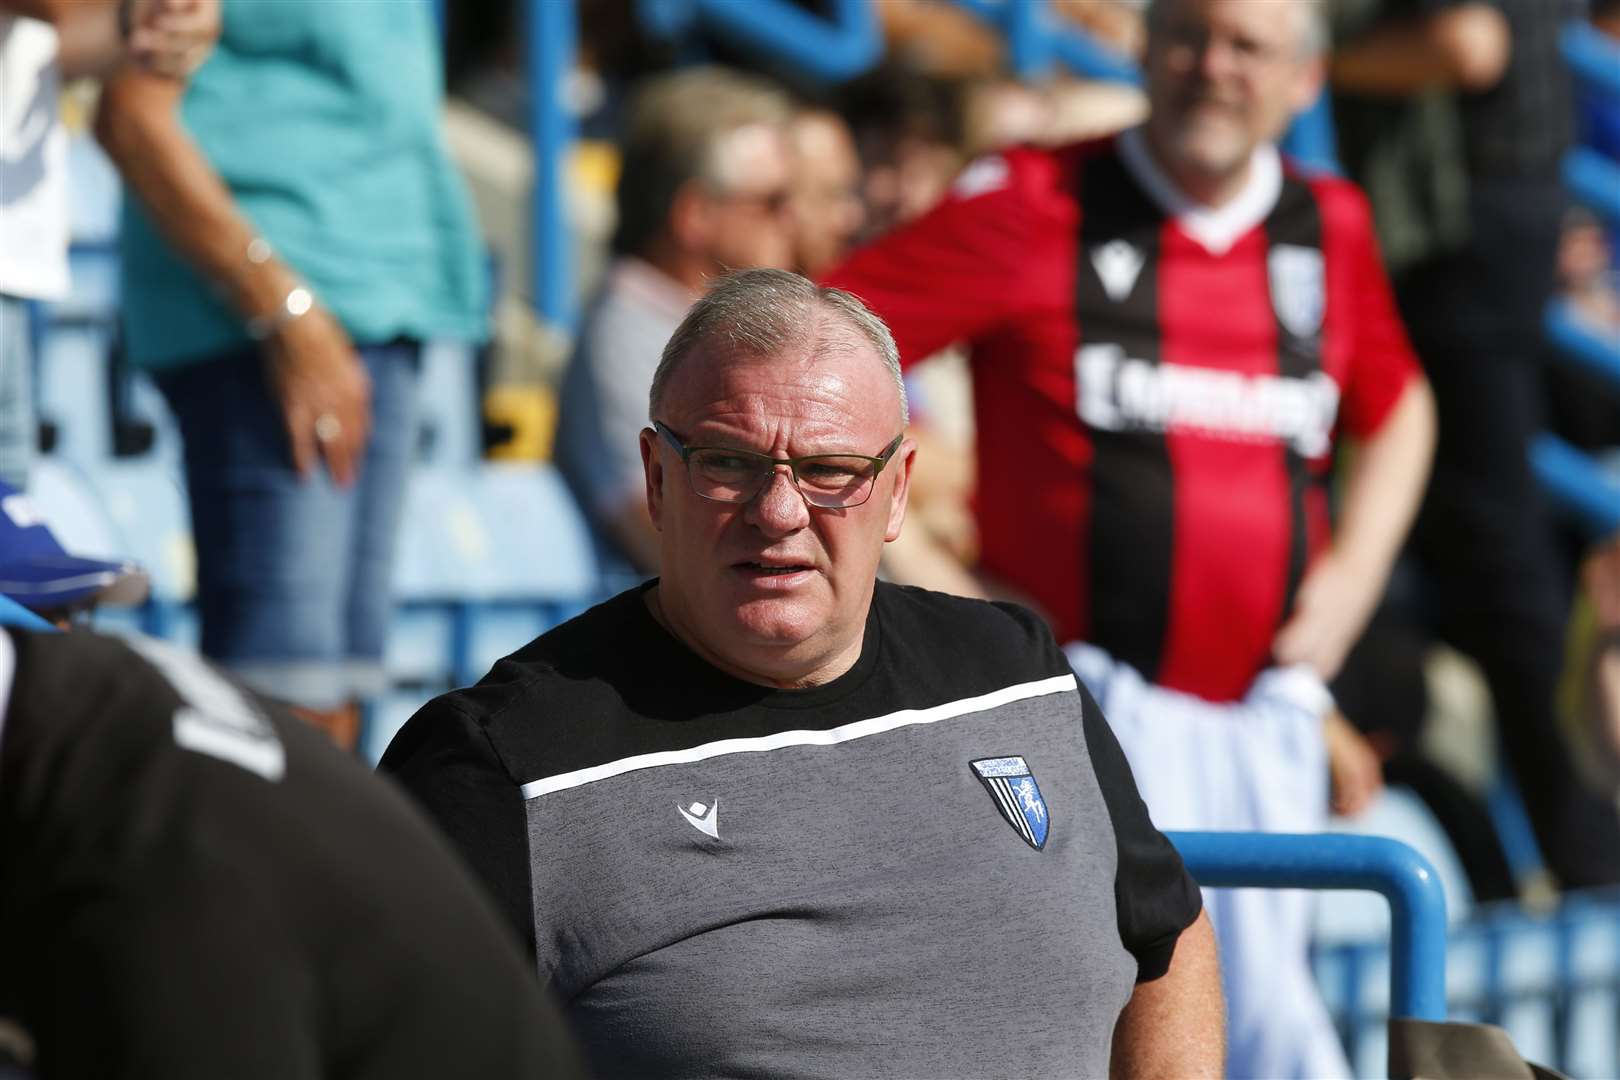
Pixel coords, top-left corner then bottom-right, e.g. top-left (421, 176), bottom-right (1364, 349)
top-left (521, 673), bottom-right (1078, 800)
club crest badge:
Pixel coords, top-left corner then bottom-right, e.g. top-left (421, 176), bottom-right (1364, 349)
top-left (1267, 244), bottom-right (1325, 339)
top-left (971, 756), bottom-right (1050, 850)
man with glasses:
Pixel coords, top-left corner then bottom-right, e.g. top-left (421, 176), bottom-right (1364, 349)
top-left (383, 268), bottom-right (1222, 1078)
top-left (825, 1), bottom-right (1437, 1074)
top-left (554, 67), bottom-right (795, 576)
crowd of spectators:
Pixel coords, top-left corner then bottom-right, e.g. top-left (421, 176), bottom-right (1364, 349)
top-left (4, 0), bottom-right (1620, 1073)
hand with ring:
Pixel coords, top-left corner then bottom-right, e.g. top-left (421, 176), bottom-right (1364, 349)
top-left (261, 299), bottom-right (371, 487)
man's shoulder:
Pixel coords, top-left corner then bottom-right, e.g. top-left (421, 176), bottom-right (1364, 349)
top-left (426, 585), bottom-right (650, 731)
top-left (928, 138), bottom-right (1107, 222)
top-left (582, 260), bottom-right (688, 343)
top-left (874, 583), bottom-right (1071, 687)
top-left (1283, 160), bottom-right (1379, 237)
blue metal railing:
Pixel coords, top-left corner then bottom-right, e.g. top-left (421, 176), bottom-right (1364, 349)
top-left (948, 0), bottom-right (1142, 84)
top-left (1544, 22), bottom-right (1620, 541)
top-left (529, 0), bottom-right (578, 334)
top-left (638, 0), bottom-right (882, 82)
top-left (1170, 832), bottom-right (1450, 1022)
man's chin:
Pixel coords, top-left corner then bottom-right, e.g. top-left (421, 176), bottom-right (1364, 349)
top-left (1162, 127), bottom-right (1252, 182)
top-left (727, 596), bottom-right (824, 648)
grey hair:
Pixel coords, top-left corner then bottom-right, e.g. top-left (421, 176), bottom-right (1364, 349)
top-left (1147, 0), bottom-right (1330, 57)
top-left (649, 268), bottom-right (909, 427)
top-left (613, 68), bottom-right (791, 257)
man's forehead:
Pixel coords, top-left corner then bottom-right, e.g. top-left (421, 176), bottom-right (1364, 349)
top-left (1156, 0), bottom-right (1312, 42)
top-left (663, 334), bottom-right (895, 429)
top-left (713, 122), bottom-right (788, 187)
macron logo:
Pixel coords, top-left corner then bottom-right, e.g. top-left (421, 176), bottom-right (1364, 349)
top-left (678, 798), bottom-right (719, 840)
top-left (1091, 239), bottom-right (1145, 302)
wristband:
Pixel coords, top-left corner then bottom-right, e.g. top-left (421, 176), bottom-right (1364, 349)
top-left (246, 235), bottom-right (274, 266)
top-left (247, 286), bottom-right (314, 341)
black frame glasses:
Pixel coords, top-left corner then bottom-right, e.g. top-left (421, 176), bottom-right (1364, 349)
top-left (654, 421), bottom-right (904, 509)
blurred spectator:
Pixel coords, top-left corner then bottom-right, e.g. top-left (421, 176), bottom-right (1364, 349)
top-left (827, 1), bottom-right (1437, 1073)
top-left (1555, 205), bottom-right (1620, 334)
top-left (960, 77), bottom-right (1055, 155)
top-left (0, 479), bottom-right (147, 626)
top-left (554, 67), bottom-right (792, 574)
top-left (1334, 0), bottom-right (1620, 888)
top-left (1563, 536), bottom-right (1620, 797)
top-left (0, 627), bottom-right (587, 1079)
top-left (0, 0), bottom-right (216, 490)
top-left (1544, 208), bottom-right (1620, 527)
top-left (93, 0), bottom-right (487, 752)
top-left (838, 63), bottom-right (966, 241)
top-left (785, 107), bottom-right (865, 278)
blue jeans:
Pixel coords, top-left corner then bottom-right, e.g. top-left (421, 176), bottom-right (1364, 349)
top-left (156, 340), bottom-right (419, 709)
top-left (0, 295), bottom-right (36, 490)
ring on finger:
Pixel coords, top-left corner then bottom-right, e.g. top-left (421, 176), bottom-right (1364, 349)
top-left (314, 413), bottom-right (342, 443)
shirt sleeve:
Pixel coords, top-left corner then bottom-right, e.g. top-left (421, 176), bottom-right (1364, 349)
top-left (822, 147), bottom-right (1071, 368)
top-left (377, 697), bottom-right (536, 956)
top-left (1325, 179), bottom-right (1423, 439)
top-left (1075, 678), bottom-right (1204, 982)
top-left (554, 299), bottom-right (667, 519)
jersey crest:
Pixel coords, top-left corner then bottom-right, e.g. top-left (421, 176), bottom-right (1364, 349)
top-left (971, 756), bottom-right (1050, 850)
top-left (1090, 239), bottom-right (1145, 302)
top-left (1267, 244), bottom-right (1325, 339)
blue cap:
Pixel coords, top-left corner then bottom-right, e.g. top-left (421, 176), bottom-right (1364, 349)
top-left (0, 482), bottom-right (149, 612)
top-left (0, 593), bottom-right (56, 630)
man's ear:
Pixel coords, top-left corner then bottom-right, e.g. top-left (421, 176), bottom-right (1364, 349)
top-left (882, 437), bottom-right (918, 544)
top-left (641, 427), bottom-right (664, 527)
top-left (1289, 54), bottom-right (1327, 116)
top-left (667, 181), bottom-right (714, 255)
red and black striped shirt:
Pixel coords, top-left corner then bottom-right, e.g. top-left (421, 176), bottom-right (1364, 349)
top-left (826, 131), bottom-right (1420, 703)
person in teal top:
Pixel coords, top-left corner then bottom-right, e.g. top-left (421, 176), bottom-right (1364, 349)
top-left (96, 0), bottom-right (486, 749)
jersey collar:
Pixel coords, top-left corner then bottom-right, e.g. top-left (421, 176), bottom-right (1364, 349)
top-left (1117, 125), bottom-right (1282, 257)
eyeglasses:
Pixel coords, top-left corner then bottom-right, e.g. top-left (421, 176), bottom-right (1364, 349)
top-left (1158, 24), bottom-right (1294, 71)
top-left (654, 421), bottom-right (903, 509)
top-left (715, 187), bottom-right (791, 216)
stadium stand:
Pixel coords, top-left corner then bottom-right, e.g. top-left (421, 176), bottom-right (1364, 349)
top-left (19, 1), bottom-right (1620, 1075)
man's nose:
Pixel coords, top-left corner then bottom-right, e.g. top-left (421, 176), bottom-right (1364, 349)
top-left (1196, 35), bottom-right (1243, 82)
top-left (744, 466), bottom-right (810, 536)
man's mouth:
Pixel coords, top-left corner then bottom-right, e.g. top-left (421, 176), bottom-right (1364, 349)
top-left (736, 560), bottom-right (815, 577)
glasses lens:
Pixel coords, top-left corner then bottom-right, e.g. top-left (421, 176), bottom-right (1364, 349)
top-left (689, 449), bottom-right (770, 502)
top-left (796, 456), bottom-right (878, 507)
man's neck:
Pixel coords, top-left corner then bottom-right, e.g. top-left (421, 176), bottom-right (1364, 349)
top-left (1142, 126), bottom-right (1254, 209)
top-left (640, 240), bottom-right (713, 296)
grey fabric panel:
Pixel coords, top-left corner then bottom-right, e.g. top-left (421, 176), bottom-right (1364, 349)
top-left (525, 690), bottom-right (1135, 1078)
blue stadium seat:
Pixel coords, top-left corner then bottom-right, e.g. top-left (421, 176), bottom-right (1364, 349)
top-left (462, 603), bottom-right (549, 684)
top-left (362, 687), bottom-right (435, 767)
top-left (386, 463), bottom-right (607, 686)
top-left (471, 463), bottom-right (601, 601)
top-left (25, 458), bottom-right (122, 558)
top-left (414, 340), bottom-right (483, 466)
top-left (81, 460), bottom-right (197, 642)
top-left (65, 132), bottom-right (122, 245)
top-left (36, 325), bottom-right (114, 462)
top-left (82, 460), bottom-right (193, 602)
top-left (386, 468), bottom-right (473, 686)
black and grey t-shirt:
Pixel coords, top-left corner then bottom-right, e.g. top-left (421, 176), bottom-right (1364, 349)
top-left (383, 582), bottom-right (1202, 1078)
